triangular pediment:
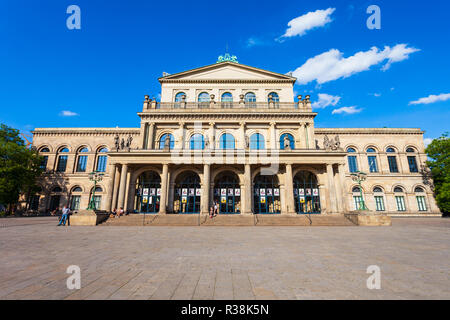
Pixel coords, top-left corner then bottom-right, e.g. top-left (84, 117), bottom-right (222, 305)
top-left (159, 62), bottom-right (296, 82)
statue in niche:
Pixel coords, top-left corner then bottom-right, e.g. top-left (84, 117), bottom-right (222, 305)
top-left (120, 138), bottom-right (125, 150)
top-left (245, 135), bottom-right (249, 149)
top-left (205, 134), bottom-right (210, 148)
top-left (164, 134), bottom-right (171, 150)
top-left (283, 135), bottom-right (292, 150)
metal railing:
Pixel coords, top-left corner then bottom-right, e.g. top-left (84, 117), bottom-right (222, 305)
top-left (150, 102), bottom-right (300, 110)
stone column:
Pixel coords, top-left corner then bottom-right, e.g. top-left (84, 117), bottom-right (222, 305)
top-left (117, 163), bottom-right (128, 210)
top-left (105, 164), bottom-right (116, 212)
top-left (111, 165), bottom-right (120, 211)
top-left (285, 164), bottom-right (295, 215)
top-left (326, 163), bottom-right (337, 214)
top-left (159, 164), bottom-right (169, 214)
top-left (270, 122), bottom-right (277, 149)
top-left (304, 123), bottom-right (310, 149)
top-left (124, 169), bottom-right (132, 212)
top-left (239, 121), bottom-right (246, 149)
top-left (178, 122), bottom-right (185, 150)
top-left (242, 164), bottom-right (252, 214)
top-left (209, 122), bottom-right (215, 150)
top-left (201, 164), bottom-right (210, 214)
top-left (147, 122), bottom-right (155, 149)
top-left (338, 163), bottom-right (347, 212)
top-left (334, 164), bottom-right (344, 213)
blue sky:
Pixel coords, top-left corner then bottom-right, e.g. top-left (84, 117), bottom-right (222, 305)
top-left (1, 0), bottom-right (449, 144)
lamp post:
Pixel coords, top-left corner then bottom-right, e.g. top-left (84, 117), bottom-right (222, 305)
top-left (350, 170), bottom-right (368, 211)
top-left (87, 170), bottom-right (104, 210)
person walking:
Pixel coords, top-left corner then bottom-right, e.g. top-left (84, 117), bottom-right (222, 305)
top-left (213, 200), bottom-right (219, 217)
top-left (57, 205), bottom-right (70, 226)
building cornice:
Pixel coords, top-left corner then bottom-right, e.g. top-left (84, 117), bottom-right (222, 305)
top-left (32, 128), bottom-right (140, 136)
top-left (137, 112), bottom-right (317, 121)
top-left (159, 79), bottom-right (295, 84)
top-left (314, 128), bottom-right (424, 135)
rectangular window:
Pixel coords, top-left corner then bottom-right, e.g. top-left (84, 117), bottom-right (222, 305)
top-left (29, 195), bottom-right (40, 210)
top-left (76, 155), bottom-right (88, 172)
top-left (416, 196), bottom-right (427, 211)
top-left (395, 196), bottom-right (406, 211)
top-left (96, 155), bottom-right (107, 172)
top-left (408, 156), bottom-right (418, 172)
top-left (348, 156), bottom-right (358, 173)
top-left (40, 156), bottom-right (48, 170)
top-left (387, 156), bottom-right (398, 173)
top-left (353, 196), bottom-right (363, 210)
top-left (368, 156), bottom-right (378, 173)
top-left (70, 195), bottom-right (81, 210)
top-left (93, 196), bottom-right (101, 210)
top-left (375, 196), bottom-right (385, 211)
top-left (56, 155), bottom-right (68, 172)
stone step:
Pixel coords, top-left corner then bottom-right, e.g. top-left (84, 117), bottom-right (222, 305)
top-left (148, 215), bottom-right (199, 226)
top-left (200, 215), bottom-right (255, 226)
top-left (255, 215), bottom-right (356, 226)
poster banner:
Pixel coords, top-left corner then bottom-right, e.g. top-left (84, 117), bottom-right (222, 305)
top-left (260, 196), bottom-right (266, 203)
top-left (221, 196), bottom-right (226, 203)
top-left (306, 189), bottom-right (312, 196)
top-left (267, 188), bottom-right (273, 196)
top-left (260, 188), bottom-right (266, 196)
top-left (300, 196), bottom-right (305, 203)
top-left (228, 188), bottom-right (234, 196)
top-left (221, 188), bottom-right (227, 196)
top-left (149, 196), bottom-right (153, 204)
top-left (182, 196), bottom-right (187, 203)
top-left (299, 189), bottom-right (304, 196)
top-left (182, 188), bottom-right (188, 196)
top-left (143, 188), bottom-right (149, 196)
top-left (196, 189), bottom-right (201, 196)
top-left (157, 188), bottom-right (161, 196)
top-left (235, 188), bottom-right (241, 196)
top-left (150, 188), bottom-right (156, 196)
top-left (189, 188), bottom-right (195, 196)
top-left (142, 196), bottom-right (148, 204)
top-left (313, 189), bottom-right (319, 196)
top-left (274, 188), bottom-right (280, 196)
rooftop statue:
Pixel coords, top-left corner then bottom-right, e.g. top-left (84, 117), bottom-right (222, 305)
top-left (217, 53), bottom-right (238, 63)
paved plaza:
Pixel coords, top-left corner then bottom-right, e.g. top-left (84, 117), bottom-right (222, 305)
top-left (0, 217), bottom-right (449, 300)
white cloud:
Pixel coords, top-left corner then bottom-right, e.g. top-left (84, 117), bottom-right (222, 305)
top-left (332, 106), bottom-right (362, 115)
top-left (279, 8), bottom-right (335, 40)
top-left (59, 110), bottom-right (79, 117)
top-left (409, 93), bottom-right (450, 105)
top-left (312, 93), bottom-right (341, 109)
top-left (424, 138), bottom-right (434, 147)
top-left (370, 93), bottom-right (381, 97)
top-left (292, 44), bottom-right (419, 85)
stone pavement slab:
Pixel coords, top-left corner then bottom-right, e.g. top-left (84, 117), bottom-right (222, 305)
top-left (0, 216), bottom-right (449, 300)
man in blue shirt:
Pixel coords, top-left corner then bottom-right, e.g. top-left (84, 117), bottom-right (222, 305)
top-left (57, 205), bottom-right (70, 226)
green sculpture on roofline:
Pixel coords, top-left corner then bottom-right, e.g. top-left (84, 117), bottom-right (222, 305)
top-left (217, 53), bottom-right (238, 63)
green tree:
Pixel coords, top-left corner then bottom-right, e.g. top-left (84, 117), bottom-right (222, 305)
top-left (425, 133), bottom-right (450, 214)
top-left (0, 124), bottom-right (43, 214)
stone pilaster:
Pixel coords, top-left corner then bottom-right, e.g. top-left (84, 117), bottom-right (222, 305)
top-left (117, 163), bottom-right (128, 210)
top-left (326, 163), bottom-right (337, 214)
top-left (242, 164), bottom-right (252, 214)
top-left (201, 163), bottom-right (210, 214)
top-left (285, 164), bottom-right (295, 215)
top-left (159, 164), bottom-right (169, 214)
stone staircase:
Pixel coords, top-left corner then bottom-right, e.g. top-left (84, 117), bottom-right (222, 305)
top-left (99, 214), bottom-right (356, 226)
top-left (255, 214), bottom-right (355, 226)
top-left (200, 215), bottom-right (255, 226)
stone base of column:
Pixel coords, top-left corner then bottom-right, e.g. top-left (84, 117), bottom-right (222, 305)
top-left (241, 211), bottom-right (253, 215)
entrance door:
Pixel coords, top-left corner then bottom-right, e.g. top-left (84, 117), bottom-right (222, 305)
top-left (174, 172), bottom-right (201, 214)
top-left (253, 174), bottom-right (281, 214)
top-left (49, 195), bottom-right (61, 211)
top-left (294, 171), bottom-right (321, 214)
top-left (135, 171), bottom-right (161, 213)
top-left (214, 172), bottom-right (240, 214)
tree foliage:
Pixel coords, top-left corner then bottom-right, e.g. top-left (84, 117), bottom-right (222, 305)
top-left (426, 133), bottom-right (450, 214)
top-left (0, 124), bottom-right (43, 213)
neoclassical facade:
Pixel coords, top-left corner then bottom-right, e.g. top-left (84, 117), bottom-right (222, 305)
top-left (28, 59), bottom-right (440, 216)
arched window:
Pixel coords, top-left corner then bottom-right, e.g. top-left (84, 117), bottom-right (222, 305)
top-left (394, 186), bottom-right (404, 193)
top-left (347, 147), bottom-right (357, 153)
top-left (70, 186), bottom-right (82, 210)
top-left (414, 186), bottom-right (425, 193)
top-left (245, 92), bottom-right (256, 107)
top-left (394, 187), bottom-right (406, 211)
top-left (198, 92), bottom-right (210, 108)
top-left (220, 133), bottom-right (235, 150)
top-left (96, 147), bottom-right (108, 172)
top-left (347, 147), bottom-right (358, 172)
top-left (406, 147), bottom-right (419, 172)
top-left (386, 147), bottom-right (396, 153)
top-left (279, 133), bottom-right (295, 150)
top-left (366, 147), bottom-right (376, 153)
top-left (352, 186), bottom-right (361, 193)
top-left (406, 147), bottom-right (416, 153)
top-left (373, 187), bottom-right (383, 193)
top-left (56, 147), bottom-right (69, 172)
top-left (39, 147), bottom-right (50, 170)
top-left (175, 92), bottom-right (186, 102)
top-left (386, 147), bottom-right (398, 173)
top-left (76, 147), bottom-right (89, 173)
top-left (250, 133), bottom-right (265, 150)
top-left (72, 187), bottom-right (82, 193)
top-left (268, 92), bottom-right (279, 103)
top-left (159, 133), bottom-right (174, 150)
top-left (190, 134), bottom-right (205, 150)
top-left (373, 187), bottom-right (385, 211)
top-left (366, 148), bottom-right (378, 172)
top-left (221, 92), bottom-right (233, 108)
